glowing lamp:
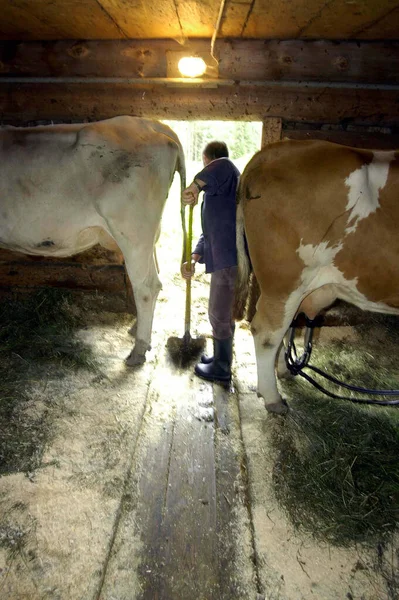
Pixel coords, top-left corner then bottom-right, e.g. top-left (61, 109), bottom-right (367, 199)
top-left (178, 56), bottom-right (207, 78)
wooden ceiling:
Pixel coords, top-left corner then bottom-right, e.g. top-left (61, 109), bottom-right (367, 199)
top-left (0, 0), bottom-right (398, 41)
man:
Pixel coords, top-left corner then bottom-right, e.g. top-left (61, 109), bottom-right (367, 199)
top-left (181, 141), bottom-right (240, 383)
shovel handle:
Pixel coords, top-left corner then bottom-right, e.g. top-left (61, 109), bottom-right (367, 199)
top-left (184, 204), bottom-right (194, 333)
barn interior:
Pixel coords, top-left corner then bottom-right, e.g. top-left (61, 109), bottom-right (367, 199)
top-left (0, 1), bottom-right (399, 599)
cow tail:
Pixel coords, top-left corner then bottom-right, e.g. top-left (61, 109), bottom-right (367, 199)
top-left (233, 180), bottom-right (251, 321)
top-left (176, 140), bottom-right (186, 193)
top-left (175, 141), bottom-right (187, 265)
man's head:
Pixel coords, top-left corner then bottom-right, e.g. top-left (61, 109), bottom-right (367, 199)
top-left (203, 141), bottom-right (229, 165)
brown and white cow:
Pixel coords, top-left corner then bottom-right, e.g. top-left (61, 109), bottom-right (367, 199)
top-left (0, 115), bottom-right (185, 365)
top-left (235, 139), bottom-right (399, 414)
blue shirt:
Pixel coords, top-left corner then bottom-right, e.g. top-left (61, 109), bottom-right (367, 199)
top-left (192, 157), bottom-right (240, 274)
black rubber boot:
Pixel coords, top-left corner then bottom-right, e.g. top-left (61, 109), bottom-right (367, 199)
top-left (200, 325), bottom-right (235, 364)
top-left (200, 354), bottom-right (213, 364)
top-left (195, 337), bottom-right (233, 382)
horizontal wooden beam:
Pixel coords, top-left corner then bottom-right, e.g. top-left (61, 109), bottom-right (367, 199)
top-left (284, 129), bottom-right (399, 149)
top-left (0, 81), bottom-right (398, 124)
top-left (0, 260), bottom-right (126, 291)
top-left (0, 245), bottom-right (135, 311)
top-left (0, 39), bottom-right (398, 85)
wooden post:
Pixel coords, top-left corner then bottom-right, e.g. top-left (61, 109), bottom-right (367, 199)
top-left (261, 117), bottom-right (282, 147)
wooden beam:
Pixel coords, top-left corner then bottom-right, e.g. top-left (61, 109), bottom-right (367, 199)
top-left (220, 39), bottom-right (399, 84)
top-left (0, 245), bottom-right (135, 311)
top-left (284, 129), bottom-right (399, 149)
top-left (0, 260), bottom-right (126, 292)
top-left (0, 81), bottom-right (398, 125)
top-left (0, 39), bottom-right (398, 84)
top-left (261, 117), bottom-right (282, 146)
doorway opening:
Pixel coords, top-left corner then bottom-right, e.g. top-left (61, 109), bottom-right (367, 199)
top-left (158, 120), bottom-right (262, 279)
top-left (156, 120), bottom-right (262, 341)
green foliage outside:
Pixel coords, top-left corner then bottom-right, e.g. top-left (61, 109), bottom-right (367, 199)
top-left (163, 120), bottom-right (262, 161)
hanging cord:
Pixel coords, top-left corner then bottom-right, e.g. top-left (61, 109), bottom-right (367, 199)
top-left (210, 0), bottom-right (227, 64)
top-left (284, 315), bottom-right (399, 406)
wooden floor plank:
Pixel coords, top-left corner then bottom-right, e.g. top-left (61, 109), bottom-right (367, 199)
top-left (99, 361), bottom-right (258, 600)
top-left (142, 376), bottom-right (218, 600)
top-left (213, 383), bottom-right (259, 600)
top-left (97, 363), bottom-right (177, 599)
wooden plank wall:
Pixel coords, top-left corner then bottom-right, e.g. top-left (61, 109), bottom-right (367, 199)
top-left (0, 40), bottom-right (398, 125)
top-left (0, 40), bottom-right (398, 83)
top-left (0, 246), bottom-right (135, 312)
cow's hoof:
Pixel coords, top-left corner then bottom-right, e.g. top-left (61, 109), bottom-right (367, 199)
top-left (265, 401), bottom-right (289, 415)
top-left (125, 351), bottom-right (146, 367)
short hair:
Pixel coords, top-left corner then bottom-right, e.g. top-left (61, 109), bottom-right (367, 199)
top-left (203, 141), bottom-right (229, 160)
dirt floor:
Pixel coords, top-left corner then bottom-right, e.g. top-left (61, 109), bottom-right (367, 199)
top-left (0, 195), bottom-right (398, 599)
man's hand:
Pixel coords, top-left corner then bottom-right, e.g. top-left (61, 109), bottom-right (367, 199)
top-left (182, 179), bottom-right (205, 206)
top-left (182, 183), bottom-right (199, 206)
top-left (181, 260), bottom-right (196, 280)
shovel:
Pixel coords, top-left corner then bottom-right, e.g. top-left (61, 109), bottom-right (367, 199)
top-left (167, 202), bottom-right (205, 366)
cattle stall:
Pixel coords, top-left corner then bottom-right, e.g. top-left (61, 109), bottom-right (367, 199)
top-left (0, 2), bottom-right (399, 599)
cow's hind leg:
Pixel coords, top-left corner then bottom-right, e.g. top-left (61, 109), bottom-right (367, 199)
top-left (251, 296), bottom-right (298, 414)
top-left (125, 250), bottom-right (162, 365)
top-left (105, 229), bottom-right (162, 365)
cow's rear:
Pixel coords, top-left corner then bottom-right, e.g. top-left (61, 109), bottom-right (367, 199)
top-left (235, 139), bottom-right (399, 413)
top-left (0, 116), bottom-right (186, 365)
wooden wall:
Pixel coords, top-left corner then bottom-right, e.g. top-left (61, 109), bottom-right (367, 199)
top-left (0, 246), bottom-right (135, 312)
top-left (0, 40), bottom-right (398, 125)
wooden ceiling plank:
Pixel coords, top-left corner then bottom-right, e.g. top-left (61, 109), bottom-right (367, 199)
top-left (300, 0), bottom-right (399, 39)
top-left (93, 0), bottom-right (131, 38)
top-left (175, 0), bottom-right (220, 38)
top-left (16, 0), bottom-right (124, 40)
top-left (350, 6), bottom-right (399, 39)
top-left (243, 0), bottom-right (328, 38)
top-left (0, 0), bottom-right (397, 40)
top-left (239, 0), bottom-right (399, 40)
top-left (98, 0), bottom-right (182, 39)
top-left (220, 1), bottom-right (253, 37)
top-left (0, 1), bottom-right (63, 40)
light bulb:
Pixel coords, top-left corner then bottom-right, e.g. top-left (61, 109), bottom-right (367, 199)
top-left (178, 56), bottom-right (206, 78)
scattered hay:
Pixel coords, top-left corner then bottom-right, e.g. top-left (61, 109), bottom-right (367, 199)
top-left (0, 289), bottom-right (98, 368)
top-left (0, 289), bottom-right (99, 476)
top-left (272, 335), bottom-right (399, 548)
